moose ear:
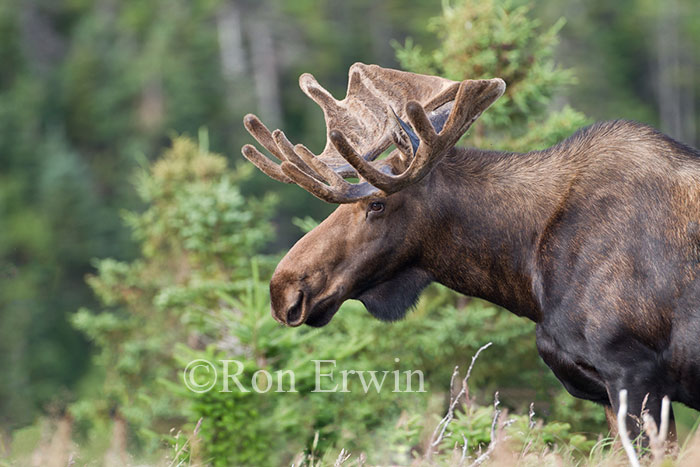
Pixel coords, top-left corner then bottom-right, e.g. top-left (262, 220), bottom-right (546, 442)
top-left (390, 107), bottom-right (420, 156)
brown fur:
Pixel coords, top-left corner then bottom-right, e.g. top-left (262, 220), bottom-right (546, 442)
top-left (243, 65), bottom-right (700, 441)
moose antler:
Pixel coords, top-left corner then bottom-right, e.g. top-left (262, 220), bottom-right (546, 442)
top-left (242, 63), bottom-right (505, 203)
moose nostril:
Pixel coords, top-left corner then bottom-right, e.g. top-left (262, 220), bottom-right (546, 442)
top-left (286, 291), bottom-right (304, 325)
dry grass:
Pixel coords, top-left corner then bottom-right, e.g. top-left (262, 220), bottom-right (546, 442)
top-left (288, 413), bottom-right (700, 467)
top-left (3, 400), bottom-right (697, 466)
top-left (2, 343), bottom-right (697, 466)
top-left (291, 344), bottom-right (698, 467)
top-left (288, 435), bottom-right (700, 467)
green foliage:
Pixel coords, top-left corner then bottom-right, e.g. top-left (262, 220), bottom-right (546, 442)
top-left (0, 0), bottom-right (243, 428)
top-left (426, 402), bottom-right (596, 464)
top-left (69, 136), bottom-right (275, 451)
top-left (395, 0), bottom-right (590, 151)
top-left (538, 0), bottom-right (699, 133)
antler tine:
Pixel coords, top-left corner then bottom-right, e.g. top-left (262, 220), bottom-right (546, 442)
top-left (241, 144), bottom-right (293, 184)
top-left (299, 73), bottom-right (342, 113)
top-left (244, 112), bottom-right (342, 186)
top-left (271, 129), bottom-right (327, 183)
top-left (243, 114), bottom-right (288, 162)
top-left (329, 130), bottom-right (396, 190)
top-left (280, 160), bottom-right (380, 203)
top-left (280, 161), bottom-right (346, 203)
top-left (330, 128), bottom-right (431, 193)
top-left (442, 78), bottom-right (506, 137)
top-left (242, 114), bottom-right (294, 183)
top-left (243, 113), bottom-right (382, 204)
top-left (294, 143), bottom-right (346, 186)
top-left (330, 115), bottom-right (438, 194)
top-left (330, 78), bottom-right (506, 195)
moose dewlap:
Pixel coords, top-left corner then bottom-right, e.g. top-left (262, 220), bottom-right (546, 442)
top-left (241, 62), bottom-right (700, 441)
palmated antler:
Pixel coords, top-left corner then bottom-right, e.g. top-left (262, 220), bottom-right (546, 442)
top-left (242, 63), bottom-right (505, 203)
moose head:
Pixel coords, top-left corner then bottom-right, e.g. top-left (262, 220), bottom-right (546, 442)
top-left (242, 63), bottom-right (505, 327)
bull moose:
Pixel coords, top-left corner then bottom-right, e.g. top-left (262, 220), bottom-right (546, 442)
top-left (241, 63), bottom-right (700, 439)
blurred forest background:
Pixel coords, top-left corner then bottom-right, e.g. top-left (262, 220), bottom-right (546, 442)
top-left (0, 0), bottom-right (698, 464)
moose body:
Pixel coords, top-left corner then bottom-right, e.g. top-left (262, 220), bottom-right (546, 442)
top-left (242, 63), bottom-right (700, 437)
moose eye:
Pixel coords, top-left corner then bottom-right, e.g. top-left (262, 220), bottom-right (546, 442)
top-left (368, 201), bottom-right (385, 213)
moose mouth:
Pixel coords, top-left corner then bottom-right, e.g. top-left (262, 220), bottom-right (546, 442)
top-left (304, 294), bottom-right (342, 327)
top-left (301, 282), bottom-right (400, 327)
top-left (301, 267), bottom-right (433, 327)
top-left (274, 287), bottom-right (343, 327)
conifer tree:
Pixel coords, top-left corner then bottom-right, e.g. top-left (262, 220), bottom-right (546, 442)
top-left (395, 0), bottom-right (589, 151)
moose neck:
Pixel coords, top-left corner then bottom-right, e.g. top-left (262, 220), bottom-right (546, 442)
top-left (420, 146), bottom-right (573, 322)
